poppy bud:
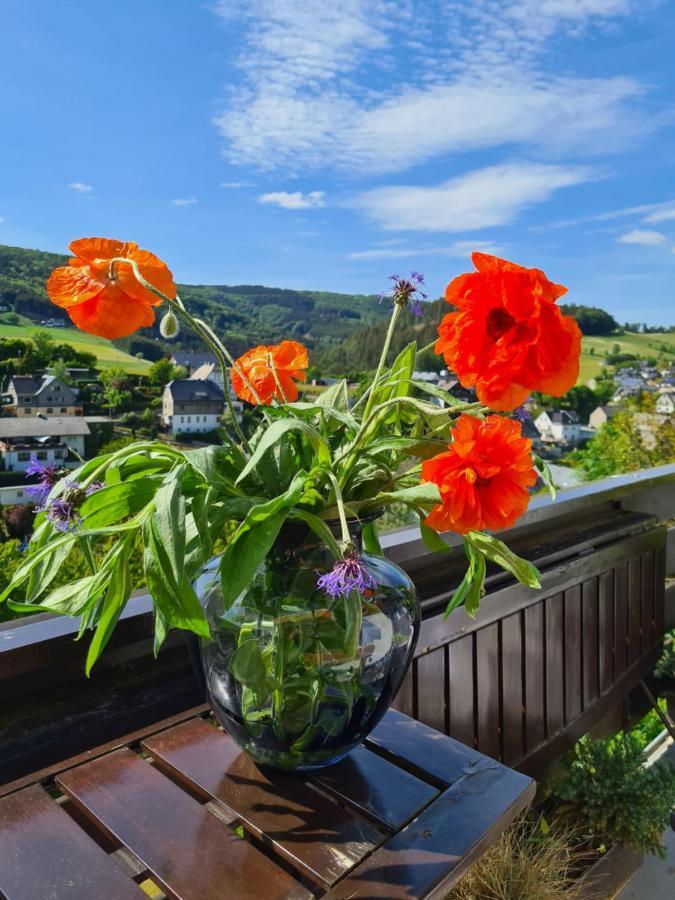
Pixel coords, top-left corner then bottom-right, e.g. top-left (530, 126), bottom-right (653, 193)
top-left (159, 310), bottom-right (180, 339)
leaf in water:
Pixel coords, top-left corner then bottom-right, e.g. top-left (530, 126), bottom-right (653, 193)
top-left (229, 638), bottom-right (267, 688)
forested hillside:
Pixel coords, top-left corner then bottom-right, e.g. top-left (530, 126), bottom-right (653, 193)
top-left (0, 244), bottom-right (389, 361)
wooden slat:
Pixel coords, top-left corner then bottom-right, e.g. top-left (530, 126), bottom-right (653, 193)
top-left (476, 625), bottom-right (500, 760)
top-left (448, 634), bottom-right (475, 749)
top-left (654, 547), bottom-right (666, 637)
top-left (56, 749), bottom-right (310, 900)
top-left (628, 557), bottom-right (642, 666)
top-left (524, 603), bottom-right (545, 753)
top-left (641, 551), bottom-right (655, 650)
top-left (614, 563), bottom-right (628, 678)
top-left (142, 718), bottom-right (380, 888)
top-left (598, 571), bottom-right (615, 695)
top-left (416, 649), bottom-right (447, 734)
top-left (500, 611), bottom-right (524, 766)
top-left (311, 745), bottom-right (439, 832)
top-left (582, 578), bottom-right (599, 709)
top-left (322, 758), bottom-right (535, 899)
top-left (545, 593), bottom-right (564, 737)
top-left (392, 666), bottom-right (414, 717)
top-left (367, 709), bottom-right (484, 788)
top-left (0, 784), bottom-right (145, 900)
top-left (564, 586), bottom-right (582, 723)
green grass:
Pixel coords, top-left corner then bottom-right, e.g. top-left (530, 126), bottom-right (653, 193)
top-left (577, 332), bottom-right (675, 385)
top-left (0, 322), bottom-right (152, 375)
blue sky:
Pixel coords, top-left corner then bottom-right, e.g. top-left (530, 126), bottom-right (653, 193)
top-left (1, 0), bottom-right (674, 325)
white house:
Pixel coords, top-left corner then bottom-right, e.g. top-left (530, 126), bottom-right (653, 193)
top-left (162, 379), bottom-right (227, 436)
top-left (0, 417), bottom-right (90, 473)
top-left (655, 393), bottom-right (675, 415)
top-left (534, 409), bottom-right (581, 445)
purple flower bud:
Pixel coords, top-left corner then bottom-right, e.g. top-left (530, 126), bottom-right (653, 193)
top-left (24, 457), bottom-right (67, 509)
top-left (46, 498), bottom-right (81, 532)
top-left (380, 272), bottom-right (427, 317)
top-left (317, 556), bottom-right (377, 599)
top-left (513, 400), bottom-right (532, 423)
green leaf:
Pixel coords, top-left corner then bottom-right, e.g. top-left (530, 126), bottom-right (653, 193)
top-left (315, 379), bottom-right (349, 411)
top-left (229, 639), bottom-right (267, 688)
top-left (25, 532), bottom-right (77, 602)
top-left (0, 532), bottom-right (76, 605)
top-left (374, 482), bottom-right (441, 508)
top-left (219, 513), bottom-right (287, 610)
top-left (410, 380), bottom-right (463, 407)
top-left (443, 540), bottom-right (485, 619)
top-left (534, 454), bottom-right (557, 501)
top-left (85, 540), bottom-right (134, 675)
top-left (151, 474), bottom-right (186, 586)
top-left (372, 342), bottom-right (416, 407)
top-left (79, 477), bottom-right (162, 529)
top-left (236, 419), bottom-right (331, 485)
top-left (362, 522), bottom-right (383, 557)
top-left (8, 575), bottom-right (102, 617)
top-left (288, 509), bottom-right (341, 559)
top-left (419, 520), bottom-right (451, 555)
top-left (143, 518), bottom-right (210, 639)
top-left (466, 531), bottom-right (541, 589)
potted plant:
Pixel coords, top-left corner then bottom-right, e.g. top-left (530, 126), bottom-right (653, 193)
top-left (0, 238), bottom-right (581, 770)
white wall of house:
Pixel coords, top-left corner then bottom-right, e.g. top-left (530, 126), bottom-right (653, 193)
top-left (534, 411), bottom-right (581, 443)
top-left (0, 485), bottom-right (33, 506)
top-left (0, 438), bottom-right (85, 473)
top-left (167, 413), bottom-right (221, 435)
top-left (656, 394), bottom-right (675, 415)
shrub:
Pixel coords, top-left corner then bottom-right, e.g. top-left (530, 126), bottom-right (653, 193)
top-left (447, 815), bottom-right (588, 899)
top-left (655, 630), bottom-right (675, 681)
top-left (554, 734), bottom-right (675, 857)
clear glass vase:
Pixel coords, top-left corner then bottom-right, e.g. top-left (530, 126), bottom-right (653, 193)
top-left (194, 520), bottom-right (419, 770)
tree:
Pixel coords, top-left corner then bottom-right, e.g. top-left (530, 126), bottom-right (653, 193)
top-left (2, 505), bottom-right (35, 541)
top-left (100, 367), bottom-right (133, 416)
top-left (31, 329), bottom-right (55, 364)
top-left (148, 358), bottom-right (186, 387)
top-left (569, 410), bottom-right (675, 480)
top-left (48, 358), bottom-right (73, 386)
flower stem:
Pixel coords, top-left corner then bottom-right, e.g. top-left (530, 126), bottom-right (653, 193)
top-left (359, 304), bottom-right (402, 419)
top-left (327, 472), bottom-right (351, 548)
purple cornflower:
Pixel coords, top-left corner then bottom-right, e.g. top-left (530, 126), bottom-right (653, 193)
top-left (317, 555), bottom-right (377, 599)
top-left (512, 398), bottom-right (532, 423)
top-left (44, 479), bottom-right (103, 532)
top-left (380, 272), bottom-right (427, 317)
top-left (24, 457), bottom-right (67, 508)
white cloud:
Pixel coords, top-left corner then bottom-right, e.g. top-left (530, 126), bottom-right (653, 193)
top-left (258, 190), bottom-right (325, 209)
top-left (617, 229), bottom-right (667, 245)
top-left (69, 182), bottom-right (93, 194)
top-left (348, 240), bottom-right (502, 260)
top-left (643, 203), bottom-right (675, 224)
top-left (172, 197), bottom-right (198, 207)
top-left (351, 162), bottom-right (596, 232)
top-left (220, 181), bottom-right (248, 188)
top-left (212, 1), bottom-right (652, 174)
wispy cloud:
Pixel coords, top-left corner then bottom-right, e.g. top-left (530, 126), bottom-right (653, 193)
top-left (69, 182), bottom-right (93, 194)
top-left (220, 181), bottom-right (249, 188)
top-left (348, 240), bottom-right (502, 261)
top-left (258, 190), bottom-right (325, 210)
top-left (643, 203), bottom-right (675, 223)
top-left (617, 229), bottom-right (667, 245)
top-left (212, 1), bottom-right (653, 174)
top-left (172, 197), bottom-right (198, 207)
top-left (547, 198), bottom-right (675, 228)
top-left (351, 162), bottom-right (596, 233)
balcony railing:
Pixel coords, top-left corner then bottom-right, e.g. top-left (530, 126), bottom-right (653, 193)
top-left (1, 463), bottom-right (673, 787)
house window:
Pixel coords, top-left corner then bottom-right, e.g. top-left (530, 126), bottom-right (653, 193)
top-left (54, 450), bottom-right (64, 459)
top-left (24, 408), bottom-right (32, 414)
top-left (187, 416), bottom-right (191, 423)
top-left (18, 452), bottom-right (30, 462)
top-left (47, 408), bottom-right (54, 414)
top-left (60, 408), bottom-right (67, 413)
top-left (36, 451), bottom-right (48, 461)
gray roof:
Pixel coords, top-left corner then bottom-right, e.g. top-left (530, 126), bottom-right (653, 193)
top-left (170, 352), bottom-right (218, 371)
top-left (9, 376), bottom-right (42, 395)
top-left (0, 417), bottom-right (90, 438)
top-left (595, 405), bottom-right (621, 417)
top-left (166, 379), bottom-right (225, 402)
top-left (550, 409), bottom-right (579, 424)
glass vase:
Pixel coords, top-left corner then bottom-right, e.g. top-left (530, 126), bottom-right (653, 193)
top-left (194, 520), bottom-right (419, 770)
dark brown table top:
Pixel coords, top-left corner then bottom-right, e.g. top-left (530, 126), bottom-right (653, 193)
top-left (0, 707), bottom-right (535, 899)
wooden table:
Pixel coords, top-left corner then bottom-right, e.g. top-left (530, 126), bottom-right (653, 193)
top-left (0, 708), bottom-right (534, 899)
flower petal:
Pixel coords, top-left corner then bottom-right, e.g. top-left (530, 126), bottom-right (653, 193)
top-left (66, 284), bottom-right (156, 339)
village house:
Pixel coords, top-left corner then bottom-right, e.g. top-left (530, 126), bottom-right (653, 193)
top-left (162, 379), bottom-right (227, 436)
top-left (4, 375), bottom-right (82, 418)
top-left (189, 362), bottom-right (244, 423)
top-left (0, 417), bottom-right (90, 473)
top-left (589, 405), bottom-right (622, 430)
top-left (169, 351), bottom-right (218, 377)
top-left (655, 392), bottom-right (675, 415)
top-left (534, 409), bottom-right (582, 446)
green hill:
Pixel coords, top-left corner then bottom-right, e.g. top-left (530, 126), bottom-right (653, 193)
top-left (0, 244), bottom-right (389, 366)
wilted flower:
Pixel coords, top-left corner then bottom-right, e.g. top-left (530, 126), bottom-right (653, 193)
top-left (25, 457), bottom-right (67, 508)
top-left (317, 554), bottom-right (377, 598)
top-left (44, 479), bottom-right (103, 532)
top-left (380, 272), bottom-right (427, 317)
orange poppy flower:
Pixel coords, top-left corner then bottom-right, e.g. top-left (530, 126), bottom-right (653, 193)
top-left (46, 237), bottom-right (176, 339)
top-left (435, 253), bottom-right (581, 411)
top-left (421, 414), bottom-right (537, 535)
top-left (231, 340), bottom-right (309, 405)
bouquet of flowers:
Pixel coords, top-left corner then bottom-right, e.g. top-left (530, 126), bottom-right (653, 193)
top-left (0, 237), bottom-right (580, 766)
